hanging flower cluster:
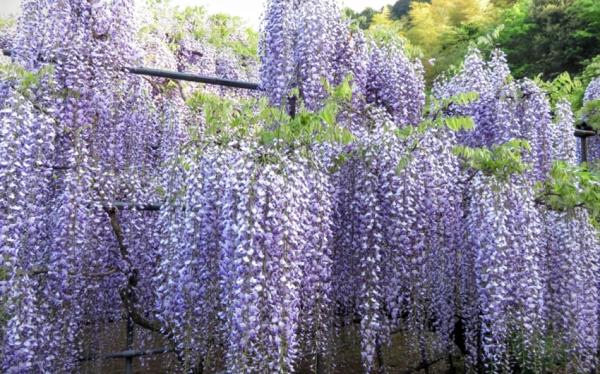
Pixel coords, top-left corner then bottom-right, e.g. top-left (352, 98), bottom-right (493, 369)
top-left (2, 0), bottom-right (600, 373)
top-left (543, 103), bottom-right (600, 372)
top-left (552, 98), bottom-right (578, 164)
top-left (432, 49), bottom-right (510, 147)
top-left (365, 42), bottom-right (425, 126)
top-left (0, 0), bottom-right (170, 371)
top-left (462, 173), bottom-right (546, 371)
top-left (260, 0), bottom-right (425, 121)
top-left (436, 49), bottom-right (556, 182)
top-left (329, 107), bottom-right (463, 371)
top-left (584, 77), bottom-right (600, 103)
top-left (457, 69), bottom-right (600, 372)
top-left (155, 141), bottom-right (335, 372)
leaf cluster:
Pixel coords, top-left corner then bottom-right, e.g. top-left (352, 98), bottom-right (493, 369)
top-left (258, 78), bottom-right (355, 148)
top-left (579, 99), bottom-right (600, 130)
top-left (537, 161), bottom-right (600, 225)
top-left (453, 139), bottom-right (531, 181)
top-left (186, 77), bottom-right (355, 152)
top-left (0, 63), bottom-right (54, 92)
top-left (534, 72), bottom-right (583, 109)
top-left (394, 92), bottom-right (478, 173)
top-left (396, 92), bottom-right (479, 140)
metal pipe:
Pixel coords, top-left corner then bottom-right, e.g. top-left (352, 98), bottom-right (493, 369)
top-left (108, 201), bottom-right (162, 212)
top-left (125, 66), bottom-right (260, 90)
top-left (575, 128), bottom-right (596, 138)
top-left (2, 49), bottom-right (260, 89)
top-left (79, 347), bottom-right (172, 361)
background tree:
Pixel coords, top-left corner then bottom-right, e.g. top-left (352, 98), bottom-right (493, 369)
top-left (498, 0), bottom-right (600, 79)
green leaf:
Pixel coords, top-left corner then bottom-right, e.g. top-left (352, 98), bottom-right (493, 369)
top-left (396, 155), bottom-right (412, 175)
top-left (321, 103), bottom-right (337, 127)
top-left (445, 116), bottom-right (475, 132)
top-left (446, 91), bottom-right (480, 107)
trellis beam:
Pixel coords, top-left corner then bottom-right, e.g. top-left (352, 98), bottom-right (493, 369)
top-left (109, 201), bottom-right (162, 212)
top-left (79, 347), bottom-right (172, 361)
top-left (2, 49), bottom-right (260, 90)
top-left (575, 128), bottom-right (596, 138)
top-left (125, 66), bottom-right (260, 90)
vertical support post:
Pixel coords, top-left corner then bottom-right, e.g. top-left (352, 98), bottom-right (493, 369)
top-left (125, 316), bottom-right (134, 374)
top-left (581, 135), bottom-right (589, 163)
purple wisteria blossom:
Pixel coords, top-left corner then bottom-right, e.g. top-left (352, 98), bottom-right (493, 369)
top-left (2, 0), bottom-right (600, 372)
top-left (1, 0), bottom-right (170, 371)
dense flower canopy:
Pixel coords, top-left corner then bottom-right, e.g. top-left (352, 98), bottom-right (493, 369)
top-left (0, 0), bottom-right (599, 373)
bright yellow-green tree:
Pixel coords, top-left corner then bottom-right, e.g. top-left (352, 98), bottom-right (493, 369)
top-left (405, 0), bottom-right (492, 54)
top-left (365, 0), bottom-right (496, 81)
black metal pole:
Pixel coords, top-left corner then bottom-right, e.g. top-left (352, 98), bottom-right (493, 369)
top-left (575, 129), bottom-right (596, 137)
top-left (581, 136), bottom-right (589, 163)
top-left (125, 67), bottom-right (260, 90)
top-left (108, 201), bottom-right (162, 212)
top-left (2, 49), bottom-right (260, 90)
top-left (78, 347), bottom-right (172, 361)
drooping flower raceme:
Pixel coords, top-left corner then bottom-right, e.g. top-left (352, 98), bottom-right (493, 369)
top-left (1, 0), bottom-right (170, 371)
top-left (462, 174), bottom-right (546, 372)
top-left (3, 0), bottom-right (600, 372)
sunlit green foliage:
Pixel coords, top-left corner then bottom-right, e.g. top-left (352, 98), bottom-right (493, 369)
top-left (346, 0), bottom-right (499, 82)
top-left (344, 6), bottom-right (378, 30)
top-left (186, 77), bottom-right (355, 152)
top-left (453, 139), bottom-right (532, 180)
top-left (534, 72), bottom-right (584, 109)
top-left (579, 99), bottom-right (600, 130)
top-left (345, 0), bottom-right (600, 86)
top-left (498, 0), bottom-right (600, 79)
top-left (141, 2), bottom-right (258, 61)
top-left (0, 16), bottom-right (15, 30)
top-left (537, 161), bottom-right (600, 227)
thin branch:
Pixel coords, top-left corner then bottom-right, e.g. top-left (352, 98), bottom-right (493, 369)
top-left (106, 207), bottom-right (133, 267)
top-left (106, 207), bottom-right (163, 332)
